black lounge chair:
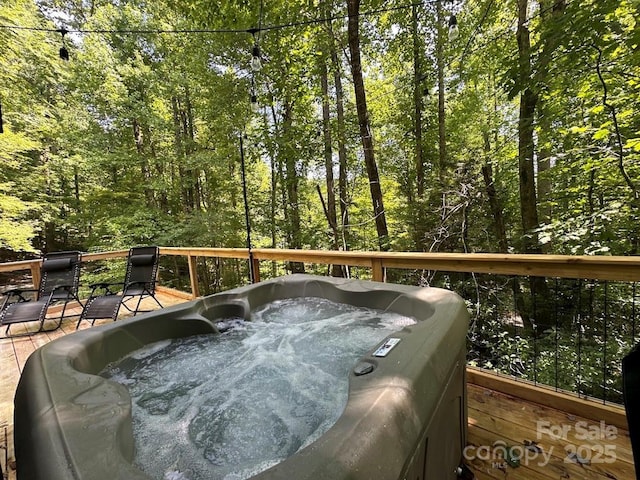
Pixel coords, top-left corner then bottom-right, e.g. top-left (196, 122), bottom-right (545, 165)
top-left (76, 246), bottom-right (162, 328)
top-left (0, 251), bottom-right (82, 336)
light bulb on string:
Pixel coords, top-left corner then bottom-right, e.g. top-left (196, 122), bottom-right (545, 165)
top-left (251, 44), bottom-right (262, 71)
top-left (58, 28), bottom-right (69, 60)
top-left (448, 15), bottom-right (459, 42)
top-left (247, 28), bottom-right (263, 72)
top-left (249, 74), bottom-right (259, 112)
top-left (249, 74), bottom-right (259, 113)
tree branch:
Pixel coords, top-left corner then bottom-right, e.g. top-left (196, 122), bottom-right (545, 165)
top-left (593, 44), bottom-right (639, 201)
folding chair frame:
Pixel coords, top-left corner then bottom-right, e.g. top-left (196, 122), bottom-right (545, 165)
top-left (77, 246), bottom-right (162, 328)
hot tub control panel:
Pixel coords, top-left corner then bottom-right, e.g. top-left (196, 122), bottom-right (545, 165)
top-left (373, 337), bottom-right (401, 357)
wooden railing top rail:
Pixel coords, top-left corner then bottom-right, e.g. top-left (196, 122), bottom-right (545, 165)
top-left (159, 247), bottom-right (250, 259)
top-left (0, 250), bottom-right (130, 272)
top-left (0, 259), bottom-right (38, 273)
top-left (246, 249), bottom-right (640, 281)
top-left (1, 248), bottom-right (639, 282)
top-left (0, 250), bottom-right (129, 291)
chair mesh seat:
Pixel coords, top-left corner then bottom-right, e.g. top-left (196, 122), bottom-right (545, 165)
top-left (1, 300), bottom-right (49, 325)
top-left (81, 296), bottom-right (121, 321)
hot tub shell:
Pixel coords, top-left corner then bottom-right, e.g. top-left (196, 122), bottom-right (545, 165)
top-left (15, 274), bottom-right (469, 480)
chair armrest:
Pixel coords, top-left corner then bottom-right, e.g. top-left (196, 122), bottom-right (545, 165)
top-left (123, 280), bottom-right (158, 292)
top-left (88, 282), bottom-right (124, 296)
top-left (3, 288), bottom-right (38, 295)
top-left (51, 284), bottom-right (76, 292)
top-left (2, 288), bottom-right (38, 303)
top-left (89, 282), bottom-right (116, 289)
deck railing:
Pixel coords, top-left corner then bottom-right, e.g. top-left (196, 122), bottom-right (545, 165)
top-left (2, 247), bottom-right (639, 427)
top-left (2, 248), bottom-right (639, 290)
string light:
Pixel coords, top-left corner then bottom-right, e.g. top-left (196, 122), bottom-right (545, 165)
top-left (251, 43), bottom-right (262, 71)
top-left (246, 28), bottom-right (263, 72)
top-left (448, 15), bottom-right (459, 42)
top-left (250, 77), bottom-right (259, 112)
top-left (58, 28), bottom-right (69, 60)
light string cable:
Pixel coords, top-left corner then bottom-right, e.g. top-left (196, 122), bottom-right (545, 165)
top-left (0, 0), bottom-right (579, 55)
top-left (0, 1), bottom-right (440, 36)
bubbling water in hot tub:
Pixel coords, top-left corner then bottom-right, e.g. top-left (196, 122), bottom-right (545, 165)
top-left (101, 297), bottom-right (417, 480)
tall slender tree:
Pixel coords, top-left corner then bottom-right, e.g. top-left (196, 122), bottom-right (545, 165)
top-left (325, 11), bottom-right (351, 252)
top-left (347, 0), bottom-right (389, 251)
top-left (516, 0), bottom-right (540, 253)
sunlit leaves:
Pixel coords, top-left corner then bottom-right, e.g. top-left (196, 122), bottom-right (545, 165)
top-left (0, 0), bottom-right (639, 257)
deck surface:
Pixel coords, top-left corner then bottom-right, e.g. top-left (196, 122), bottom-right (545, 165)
top-left (0, 292), bottom-right (635, 480)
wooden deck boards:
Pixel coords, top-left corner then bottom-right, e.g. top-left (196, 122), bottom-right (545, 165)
top-left (467, 384), bottom-right (635, 479)
top-left (1, 293), bottom-right (636, 480)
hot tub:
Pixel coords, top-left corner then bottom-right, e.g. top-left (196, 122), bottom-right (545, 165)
top-left (14, 274), bottom-right (469, 480)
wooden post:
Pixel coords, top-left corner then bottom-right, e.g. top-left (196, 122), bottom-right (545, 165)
top-left (371, 258), bottom-right (384, 282)
top-left (252, 257), bottom-right (261, 283)
top-left (30, 261), bottom-right (42, 290)
top-left (187, 255), bottom-right (200, 299)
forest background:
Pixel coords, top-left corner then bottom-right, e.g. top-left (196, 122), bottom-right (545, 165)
top-left (2, 0), bottom-right (638, 261)
top-left (1, 0), bottom-right (640, 401)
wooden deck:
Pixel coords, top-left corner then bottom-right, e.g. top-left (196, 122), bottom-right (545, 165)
top-left (467, 384), bottom-right (635, 479)
top-left (0, 292), bottom-right (635, 480)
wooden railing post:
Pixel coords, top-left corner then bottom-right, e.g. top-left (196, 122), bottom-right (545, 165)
top-left (371, 259), bottom-right (384, 282)
top-left (187, 255), bottom-right (200, 299)
top-left (252, 257), bottom-right (261, 283)
top-left (30, 261), bottom-right (41, 290)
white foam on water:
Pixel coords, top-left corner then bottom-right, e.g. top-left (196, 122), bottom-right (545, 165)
top-left (131, 339), bottom-right (173, 360)
top-left (101, 297), bottom-right (416, 480)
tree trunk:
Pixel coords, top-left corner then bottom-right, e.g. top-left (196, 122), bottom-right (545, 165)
top-left (264, 100), bottom-right (279, 276)
top-left (142, 123), bottom-right (165, 210)
top-left (327, 15), bottom-right (351, 254)
top-left (320, 59), bottom-right (344, 277)
top-left (516, 0), bottom-right (540, 253)
top-left (481, 132), bottom-right (509, 254)
top-left (132, 119), bottom-right (154, 207)
top-left (535, 0), bottom-right (567, 237)
top-left (184, 86), bottom-right (201, 212)
top-left (537, 104), bottom-right (552, 231)
top-left (411, 3), bottom-right (430, 250)
top-left (516, 0), bottom-right (553, 330)
top-left (482, 129), bottom-right (528, 325)
top-left (171, 96), bottom-right (192, 213)
top-left (412, 3), bottom-right (425, 198)
top-left (317, 186), bottom-right (344, 277)
top-left (270, 102), bottom-right (290, 255)
top-left (73, 166), bottom-right (80, 212)
top-left (320, 61), bottom-right (340, 247)
top-left (593, 44), bottom-right (640, 254)
top-left (436, 0), bottom-right (446, 184)
top-left (347, 0), bottom-right (389, 251)
top-left (282, 98), bottom-right (305, 273)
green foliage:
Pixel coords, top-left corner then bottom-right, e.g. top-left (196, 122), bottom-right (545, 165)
top-left (0, 0), bottom-right (635, 257)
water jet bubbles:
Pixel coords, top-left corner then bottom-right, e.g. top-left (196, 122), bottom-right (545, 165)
top-left (101, 297), bottom-right (416, 480)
